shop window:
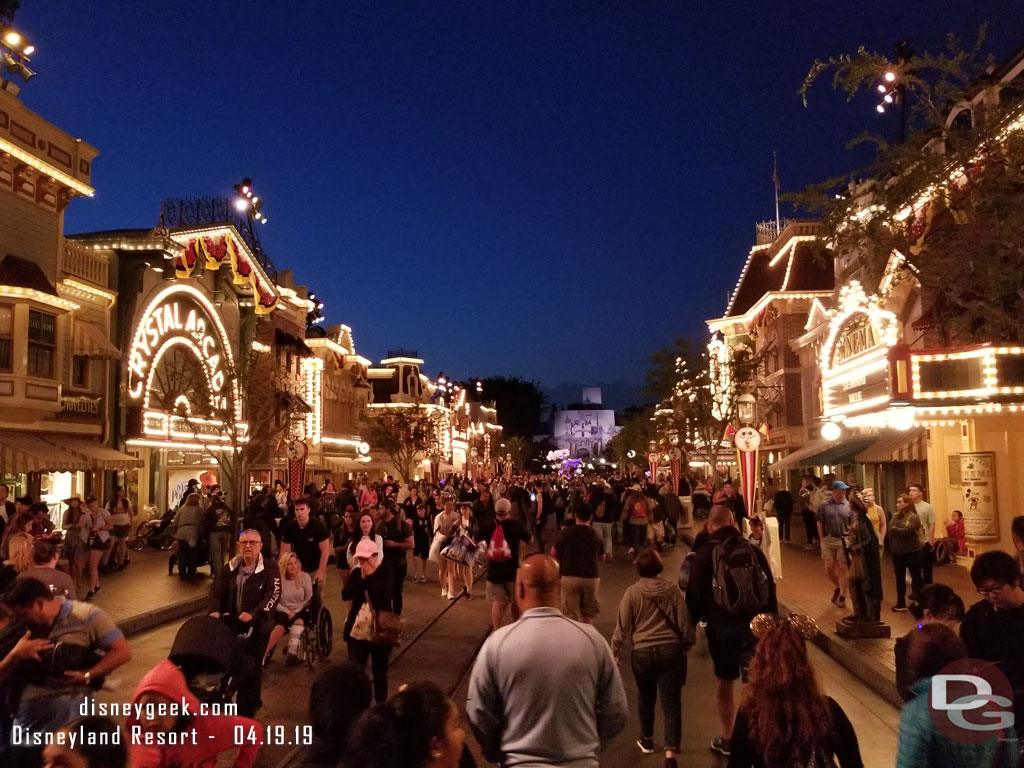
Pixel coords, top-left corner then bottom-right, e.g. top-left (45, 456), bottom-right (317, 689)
top-left (72, 355), bottom-right (90, 389)
top-left (0, 305), bottom-right (11, 372)
top-left (27, 309), bottom-right (56, 377)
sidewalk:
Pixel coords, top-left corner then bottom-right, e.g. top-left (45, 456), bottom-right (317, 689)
top-left (87, 547), bottom-right (211, 636)
top-left (682, 526), bottom-right (979, 707)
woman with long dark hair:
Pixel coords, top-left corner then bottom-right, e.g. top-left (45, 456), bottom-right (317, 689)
top-left (343, 681), bottom-right (468, 768)
top-left (346, 511), bottom-right (384, 569)
top-left (728, 617), bottom-right (862, 768)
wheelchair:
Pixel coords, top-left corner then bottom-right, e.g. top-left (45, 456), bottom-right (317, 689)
top-left (300, 579), bottom-right (334, 667)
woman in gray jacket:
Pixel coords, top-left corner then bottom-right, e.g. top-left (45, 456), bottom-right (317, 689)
top-left (173, 492), bottom-right (205, 580)
top-left (611, 548), bottom-right (694, 768)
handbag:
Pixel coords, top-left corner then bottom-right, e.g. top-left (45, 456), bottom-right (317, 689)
top-left (428, 531), bottom-right (446, 563)
top-left (373, 608), bottom-right (406, 647)
top-left (441, 532), bottom-right (476, 566)
top-left (349, 600), bottom-right (376, 642)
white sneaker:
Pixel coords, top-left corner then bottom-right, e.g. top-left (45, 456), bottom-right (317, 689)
top-left (442, 588), bottom-right (449, 598)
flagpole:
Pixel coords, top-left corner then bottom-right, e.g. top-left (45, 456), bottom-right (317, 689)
top-left (773, 151), bottom-right (781, 234)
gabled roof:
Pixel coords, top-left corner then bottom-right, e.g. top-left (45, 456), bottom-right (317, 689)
top-left (0, 254), bottom-right (58, 296)
top-left (725, 234), bottom-right (833, 317)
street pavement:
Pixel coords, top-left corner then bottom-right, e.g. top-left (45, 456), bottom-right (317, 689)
top-left (769, 523), bottom-right (978, 702)
top-left (89, 534), bottom-right (901, 767)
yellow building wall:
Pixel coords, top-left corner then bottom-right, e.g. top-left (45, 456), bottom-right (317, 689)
top-left (926, 414), bottom-right (1024, 556)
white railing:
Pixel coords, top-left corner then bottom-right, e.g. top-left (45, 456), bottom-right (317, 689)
top-left (62, 242), bottom-right (108, 286)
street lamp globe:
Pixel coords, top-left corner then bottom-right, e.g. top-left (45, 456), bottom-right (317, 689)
top-left (821, 421), bottom-right (842, 442)
top-left (737, 393), bottom-right (756, 425)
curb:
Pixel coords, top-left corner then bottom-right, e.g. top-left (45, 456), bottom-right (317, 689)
top-left (116, 596), bottom-right (209, 638)
top-left (679, 533), bottom-right (902, 709)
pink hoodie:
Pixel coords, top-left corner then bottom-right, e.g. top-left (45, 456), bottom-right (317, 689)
top-left (127, 660), bottom-right (261, 768)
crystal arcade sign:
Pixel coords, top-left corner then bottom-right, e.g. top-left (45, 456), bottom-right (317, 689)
top-left (126, 284), bottom-right (235, 412)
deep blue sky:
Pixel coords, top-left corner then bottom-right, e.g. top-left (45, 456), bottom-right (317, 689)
top-left (15, 1), bottom-right (1023, 390)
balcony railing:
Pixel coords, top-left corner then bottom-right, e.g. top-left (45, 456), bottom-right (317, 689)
top-left (62, 242), bottom-right (108, 286)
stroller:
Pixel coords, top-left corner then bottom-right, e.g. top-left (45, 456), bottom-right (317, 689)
top-left (131, 512), bottom-right (176, 551)
top-left (168, 616), bottom-right (242, 706)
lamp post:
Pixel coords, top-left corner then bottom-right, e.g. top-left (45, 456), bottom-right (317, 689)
top-left (647, 440), bottom-right (659, 485)
top-left (728, 393), bottom-right (767, 523)
top-left (667, 427), bottom-right (682, 496)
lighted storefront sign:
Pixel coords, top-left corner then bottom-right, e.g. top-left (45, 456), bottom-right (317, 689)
top-left (126, 285), bottom-right (235, 412)
top-left (820, 281), bottom-right (899, 420)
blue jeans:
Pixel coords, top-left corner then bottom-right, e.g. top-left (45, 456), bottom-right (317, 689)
top-left (631, 643), bottom-right (686, 751)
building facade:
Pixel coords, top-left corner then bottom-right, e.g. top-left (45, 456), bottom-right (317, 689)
top-left (0, 83), bottom-right (141, 519)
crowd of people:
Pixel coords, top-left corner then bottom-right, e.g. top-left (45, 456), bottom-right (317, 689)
top-left (1, 468), bottom-right (1023, 768)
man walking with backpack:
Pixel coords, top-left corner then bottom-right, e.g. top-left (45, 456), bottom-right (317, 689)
top-left (479, 498), bottom-right (532, 631)
top-left (686, 505), bottom-right (776, 757)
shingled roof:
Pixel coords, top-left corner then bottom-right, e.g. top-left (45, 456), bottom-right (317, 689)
top-left (0, 255), bottom-right (58, 296)
top-left (725, 237), bottom-right (834, 317)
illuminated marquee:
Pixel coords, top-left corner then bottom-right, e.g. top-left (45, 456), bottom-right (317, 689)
top-left (820, 281), bottom-right (900, 419)
top-left (127, 285), bottom-right (236, 412)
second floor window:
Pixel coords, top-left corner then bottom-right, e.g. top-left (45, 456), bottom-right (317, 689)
top-left (28, 309), bottom-right (56, 377)
top-left (0, 306), bottom-right (12, 372)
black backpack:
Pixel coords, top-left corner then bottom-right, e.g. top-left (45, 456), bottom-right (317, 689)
top-left (710, 535), bottom-right (771, 615)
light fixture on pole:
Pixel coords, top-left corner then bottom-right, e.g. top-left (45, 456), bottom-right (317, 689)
top-left (821, 421), bottom-right (842, 442)
top-left (1, 24), bottom-right (36, 86)
top-left (233, 178), bottom-right (267, 224)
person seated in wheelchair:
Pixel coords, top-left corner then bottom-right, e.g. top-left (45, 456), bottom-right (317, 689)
top-left (208, 529), bottom-right (281, 717)
top-left (264, 551), bottom-right (313, 667)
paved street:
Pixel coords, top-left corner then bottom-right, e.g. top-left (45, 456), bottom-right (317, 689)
top-left (94, 536), bottom-right (901, 768)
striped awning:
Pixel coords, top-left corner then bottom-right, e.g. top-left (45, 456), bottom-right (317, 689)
top-left (72, 320), bottom-right (120, 359)
top-left (42, 436), bottom-right (142, 470)
top-left (0, 433), bottom-right (94, 473)
top-left (855, 428), bottom-right (928, 464)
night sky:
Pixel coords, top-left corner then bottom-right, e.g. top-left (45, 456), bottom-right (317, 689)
top-left (14, 1), bottom-right (1023, 393)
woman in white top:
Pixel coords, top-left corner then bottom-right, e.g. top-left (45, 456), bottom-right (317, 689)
top-left (106, 495), bottom-right (133, 571)
top-left (347, 511), bottom-right (384, 569)
top-left (265, 551), bottom-right (313, 666)
top-left (433, 498), bottom-right (461, 600)
top-left (86, 497), bottom-right (112, 600)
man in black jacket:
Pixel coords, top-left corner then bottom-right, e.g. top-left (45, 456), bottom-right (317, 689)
top-left (686, 505), bottom-right (777, 758)
top-left (208, 528), bottom-right (281, 716)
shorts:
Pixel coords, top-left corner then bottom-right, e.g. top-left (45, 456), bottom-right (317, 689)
top-left (89, 537), bottom-right (111, 552)
top-left (273, 610), bottom-right (306, 629)
top-left (112, 525), bottom-right (130, 538)
top-left (820, 536), bottom-right (844, 562)
top-left (413, 537), bottom-right (430, 559)
top-left (486, 580), bottom-right (514, 604)
top-left (560, 576), bottom-right (600, 620)
top-left (706, 624), bottom-right (756, 682)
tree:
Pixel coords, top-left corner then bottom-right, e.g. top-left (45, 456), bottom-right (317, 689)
top-left (366, 403), bottom-right (436, 483)
top-left (645, 337), bottom-right (761, 481)
top-left (501, 436), bottom-right (530, 470)
top-left (795, 27), bottom-right (1024, 344)
top-left (0, 2), bottom-right (18, 23)
top-left (477, 376), bottom-right (545, 438)
top-left (607, 405), bottom-right (656, 469)
top-left (150, 347), bottom-right (304, 515)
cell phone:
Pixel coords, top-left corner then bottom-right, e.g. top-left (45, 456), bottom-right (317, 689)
top-left (531, 493), bottom-right (536, 501)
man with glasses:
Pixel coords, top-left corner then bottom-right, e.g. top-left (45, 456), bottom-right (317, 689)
top-left (961, 550), bottom-right (1024, 732)
top-left (208, 529), bottom-right (281, 717)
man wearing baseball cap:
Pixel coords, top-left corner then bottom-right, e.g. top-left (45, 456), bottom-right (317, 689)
top-left (816, 481), bottom-right (852, 608)
top-left (479, 498), bottom-right (531, 631)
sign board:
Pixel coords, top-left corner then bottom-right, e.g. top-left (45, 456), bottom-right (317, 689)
top-left (831, 315), bottom-right (879, 367)
top-left (60, 395), bottom-right (102, 419)
top-left (960, 452), bottom-right (998, 540)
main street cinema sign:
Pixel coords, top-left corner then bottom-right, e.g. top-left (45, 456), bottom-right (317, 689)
top-left (126, 284), bottom-right (236, 412)
top-left (820, 281), bottom-right (900, 420)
